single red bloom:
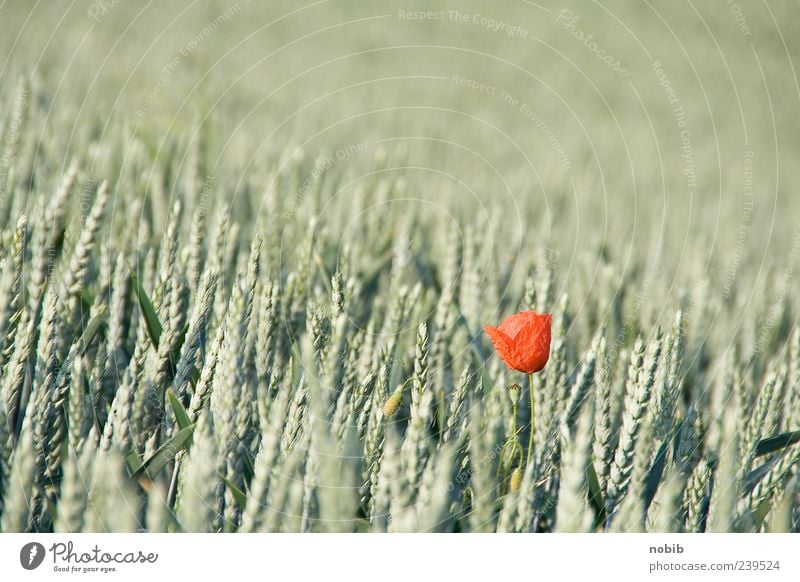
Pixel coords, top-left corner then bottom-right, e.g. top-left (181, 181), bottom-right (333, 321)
top-left (484, 311), bottom-right (552, 374)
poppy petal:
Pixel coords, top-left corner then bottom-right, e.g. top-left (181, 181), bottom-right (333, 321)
top-left (483, 325), bottom-right (518, 370)
top-left (485, 311), bottom-right (552, 374)
top-left (512, 316), bottom-right (551, 373)
top-left (496, 312), bottom-right (530, 340)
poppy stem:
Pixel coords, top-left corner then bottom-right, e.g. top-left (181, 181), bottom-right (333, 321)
top-left (526, 372), bottom-right (535, 467)
top-left (511, 403), bottom-right (518, 438)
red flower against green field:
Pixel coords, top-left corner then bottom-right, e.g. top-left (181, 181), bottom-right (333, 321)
top-left (484, 311), bottom-right (552, 374)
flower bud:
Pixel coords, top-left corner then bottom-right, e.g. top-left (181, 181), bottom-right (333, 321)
top-left (383, 389), bottom-right (403, 417)
top-left (484, 311), bottom-right (552, 374)
top-left (508, 383), bottom-right (521, 406)
top-left (509, 467), bottom-right (523, 492)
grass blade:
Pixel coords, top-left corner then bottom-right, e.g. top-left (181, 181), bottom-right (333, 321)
top-left (755, 431), bottom-right (800, 457)
top-left (131, 426), bottom-right (194, 480)
top-left (167, 389), bottom-right (192, 431)
top-left (130, 267), bottom-right (162, 348)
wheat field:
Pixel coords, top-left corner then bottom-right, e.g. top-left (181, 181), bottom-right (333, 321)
top-left (0, 1), bottom-right (799, 533)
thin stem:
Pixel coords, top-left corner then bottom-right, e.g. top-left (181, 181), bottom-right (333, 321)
top-left (499, 398), bottom-right (524, 495)
top-left (511, 403), bottom-right (518, 437)
top-left (526, 372), bottom-right (535, 467)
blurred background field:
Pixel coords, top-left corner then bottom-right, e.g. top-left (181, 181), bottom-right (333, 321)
top-left (2, 1), bottom-right (799, 313)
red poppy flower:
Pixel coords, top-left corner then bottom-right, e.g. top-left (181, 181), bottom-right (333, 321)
top-left (484, 311), bottom-right (552, 374)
